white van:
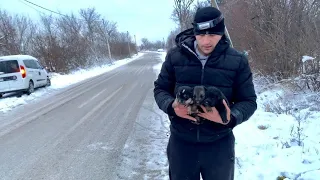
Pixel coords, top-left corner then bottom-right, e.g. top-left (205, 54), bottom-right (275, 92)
top-left (0, 55), bottom-right (51, 98)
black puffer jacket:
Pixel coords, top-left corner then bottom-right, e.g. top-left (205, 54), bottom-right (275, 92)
top-left (154, 28), bottom-right (257, 143)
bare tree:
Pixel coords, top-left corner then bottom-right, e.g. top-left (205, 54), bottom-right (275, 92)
top-left (79, 8), bottom-right (101, 62)
top-left (0, 10), bottom-right (19, 55)
top-left (172, 0), bottom-right (195, 31)
top-left (166, 28), bottom-right (180, 50)
top-left (32, 15), bottom-right (63, 72)
top-left (96, 19), bottom-right (117, 63)
top-left (14, 15), bottom-right (35, 54)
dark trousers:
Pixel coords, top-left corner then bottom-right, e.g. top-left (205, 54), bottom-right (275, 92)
top-left (167, 133), bottom-right (235, 180)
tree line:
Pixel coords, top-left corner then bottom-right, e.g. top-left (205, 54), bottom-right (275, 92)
top-left (0, 8), bottom-right (137, 73)
top-left (139, 38), bottom-right (165, 51)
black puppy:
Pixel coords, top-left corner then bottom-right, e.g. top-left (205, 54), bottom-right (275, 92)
top-left (174, 86), bottom-right (194, 107)
top-left (202, 86), bottom-right (230, 123)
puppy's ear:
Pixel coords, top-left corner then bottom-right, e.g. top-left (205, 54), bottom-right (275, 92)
top-left (203, 86), bottom-right (208, 91)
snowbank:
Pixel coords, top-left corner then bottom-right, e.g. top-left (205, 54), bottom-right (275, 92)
top-left (234, 81), bottom-right (320, 179)
top-left (50, 53), bottom-right (144, 89)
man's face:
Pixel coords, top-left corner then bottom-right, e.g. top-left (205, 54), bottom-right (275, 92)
top-left (195, 34), bottom-right (222, 56)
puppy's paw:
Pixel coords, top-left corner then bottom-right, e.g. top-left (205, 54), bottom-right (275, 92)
top-left (187, 106), bottom-right (192, 115)
top-left (205, 106), bottom-right (212, 112)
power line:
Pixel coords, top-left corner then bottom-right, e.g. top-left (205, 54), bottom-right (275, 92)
top-left (20, 0), bottom-right (98, 22)
top-left (23, 0), bottom-right (69, 17)
top-left (21, 0), bottom-right (107, 23)
top-left (18, 0), bottom-right (46, 16)
top-left (19, 0), bottom-right (135, 44)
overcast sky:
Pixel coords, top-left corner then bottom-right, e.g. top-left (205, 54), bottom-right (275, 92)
top-left (0, 0), bottom-right (178, 45)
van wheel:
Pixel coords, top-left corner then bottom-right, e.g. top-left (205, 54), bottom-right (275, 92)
top-left (27, 81), bottom-right (34, 95)
top-left (0, 93), bottom-right (3, 98)
top-left (46, 78), bottom-right (51, 86)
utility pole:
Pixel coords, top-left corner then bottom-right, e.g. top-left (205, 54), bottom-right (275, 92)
top-left (211, 0), bottom-right (234, 47)
top-left (21, 42), bottom-right (24, 54)
top-left (127, 31), bottom-right (131, 57)
top-left (163, 37), bottom-right (165, 49)
top-left (0, 36), bottom-right (5, 46)
top-left (107, 37), bottom-right (112, 60)
top-left (100, 19), bottom-right (112, 62)
top-left (134, 34), bottom-right (137, 54)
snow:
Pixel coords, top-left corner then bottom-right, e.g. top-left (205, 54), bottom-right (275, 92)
top-left (0, 53), bottom-right (144, 112)
top-left (146, 52), bottom-right (320, 179)
top-left (302, 56), bottom-right (315, 63)
top-left (233, 87), bottom-right (320, 179)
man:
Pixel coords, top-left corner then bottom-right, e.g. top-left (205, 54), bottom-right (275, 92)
top-left (153, 6), bottom-right (257, 180)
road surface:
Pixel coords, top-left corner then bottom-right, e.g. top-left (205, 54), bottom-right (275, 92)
top-left (0, 52), bottom-right (169, 180)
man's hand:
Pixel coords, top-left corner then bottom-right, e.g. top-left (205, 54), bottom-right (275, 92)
top-left (198, 100), bottom-right (231, 125)
top-left (172, 100), bottom-right (197, 122)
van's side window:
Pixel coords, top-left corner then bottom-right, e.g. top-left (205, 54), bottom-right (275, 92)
top-left (23, 60), bottom-right (32, 68)
top-left (30, 60), bottom-right (39, 69)
top-left (34, 61), bottom-right (43, 69)
top-left (24, 60), bottom-right (38, 69)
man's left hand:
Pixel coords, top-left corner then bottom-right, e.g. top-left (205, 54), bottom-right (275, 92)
top-left (198, 100), bottom-right (231, 125)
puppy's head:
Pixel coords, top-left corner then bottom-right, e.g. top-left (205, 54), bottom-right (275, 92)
top-left (207, 87), bottom-right (224, 105)
top-left (176, 86), bottom-right (193, 104)
top-left (193, 86), bottom-right (205, 105)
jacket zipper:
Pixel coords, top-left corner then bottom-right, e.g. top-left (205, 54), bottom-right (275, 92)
top-left (182, 44), bottom-right (206, 84)
top-left (201, 65), bottom-right (204, 84)
top-left (182, 43), bottom-right (206, 142)
top-left (197, 126), bottom-right (200, 142)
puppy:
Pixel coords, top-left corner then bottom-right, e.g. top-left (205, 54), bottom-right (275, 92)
top-left (174, 86), bottom-right (193, 107)
top-left (202, 86), bottom-right (230, 123)
top-left (187, 85), bottom-right (207, 124)
top-left (174, 86), bottom-right (203, 125)
top-left (190, 86), bottom-right (206, 113)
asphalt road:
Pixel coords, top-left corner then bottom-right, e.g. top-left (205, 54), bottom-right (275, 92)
top-left (0, 52), bottom-right (165, 180)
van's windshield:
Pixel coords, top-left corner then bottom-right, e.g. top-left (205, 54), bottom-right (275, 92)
top-left (0, 60), bottom-right (20, 74)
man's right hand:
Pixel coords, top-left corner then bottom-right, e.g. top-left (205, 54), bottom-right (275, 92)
top-left (172, 100), bottom-right (197, 122)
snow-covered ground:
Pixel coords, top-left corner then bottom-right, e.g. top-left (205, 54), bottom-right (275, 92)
top-left (0, 53), bottom-right (144, 113)
top-left (234, 86), bottom-right (320, 179)
top-left (151, 52), bottom-right (320, 179)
